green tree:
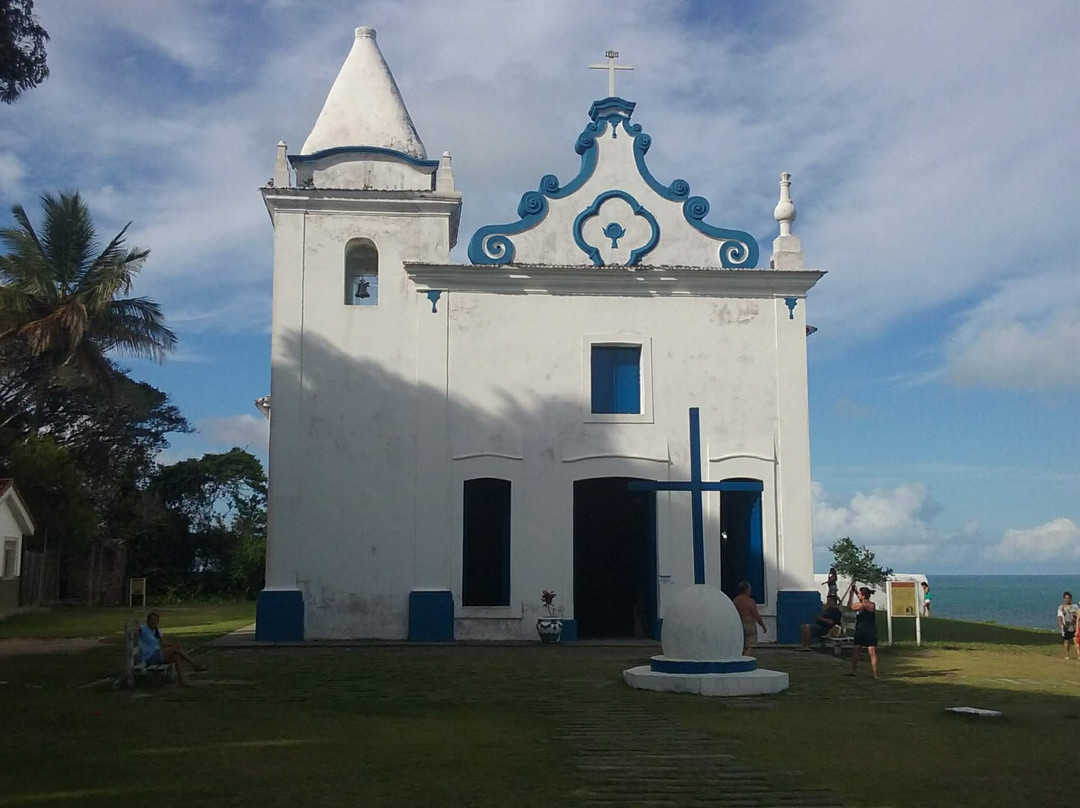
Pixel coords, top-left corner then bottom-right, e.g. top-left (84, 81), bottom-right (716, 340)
top-left (0, 191), bottom-right (176, 428)
top-left (137, 448), bottom-right (267, 598)
top-left (828, 536), bottom-right (893, 592)
top-left (0, 0), bottom-right (49, 103)
top-left (0, 434), bottom-right (96, 548)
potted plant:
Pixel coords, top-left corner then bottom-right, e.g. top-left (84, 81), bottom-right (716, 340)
top-left (536, 590), bottom-right (563, 643)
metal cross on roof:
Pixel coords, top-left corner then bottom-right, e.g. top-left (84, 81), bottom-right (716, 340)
top-left (589, 50), bottom-right (634, 97)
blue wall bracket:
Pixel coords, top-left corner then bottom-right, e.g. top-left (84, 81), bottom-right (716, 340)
top-left (425, 290), bottom-right (442, 313)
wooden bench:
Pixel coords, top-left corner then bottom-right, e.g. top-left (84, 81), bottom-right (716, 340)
top-left (821, 610), bottom-right (857, 657)
top-left (124, 622), bottom-right (175, 687)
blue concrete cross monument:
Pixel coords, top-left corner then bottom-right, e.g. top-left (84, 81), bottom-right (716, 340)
top-left (629, 407), bottom-right (761, 586)
top-left (622, 406), bottom-right (793, 696)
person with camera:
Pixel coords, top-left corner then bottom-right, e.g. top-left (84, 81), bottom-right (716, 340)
top-left (845, 584), bottom-right (879, 679)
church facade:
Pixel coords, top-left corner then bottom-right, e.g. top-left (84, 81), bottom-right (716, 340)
top-left (257, 27), bottom-right (825, 642)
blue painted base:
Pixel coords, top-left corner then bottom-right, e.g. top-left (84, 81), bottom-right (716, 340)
top-left (255, 589), bottom-right (304, 642)
top-left (559, 619), bottom-right (578, 642)
top-left (650, 656), bottom-right (757, 674)
top-left (408, 590), bottom-right (454, 642)
top-left (776, 590), bottom-right (823, 645)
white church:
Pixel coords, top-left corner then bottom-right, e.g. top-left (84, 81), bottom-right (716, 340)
top-left (256, 27), bottom-right (825, 643)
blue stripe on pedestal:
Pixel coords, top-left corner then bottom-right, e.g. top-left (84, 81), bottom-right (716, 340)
top-left (649, 657), bottom-right (758, 674)
top-left (408, 590), bottom-right (455, 641)
top-left (256, 589), bottom-right (305, 642)
top-left (559, 619), bottom-right (578, 641)
top-left (777, 590), bottom-right (823, 644)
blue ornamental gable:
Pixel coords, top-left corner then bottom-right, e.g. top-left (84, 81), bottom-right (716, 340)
top-left (467, 98), bottom-right (759, 269)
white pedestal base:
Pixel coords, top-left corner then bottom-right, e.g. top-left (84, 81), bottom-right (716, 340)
top-left (623, 665), bottom-right (789, 696)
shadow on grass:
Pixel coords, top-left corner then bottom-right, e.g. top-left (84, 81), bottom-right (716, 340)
top-left (653, 642), bottom-right (1080, 808)
top-left (1, 624), bottom-right (1077, 807)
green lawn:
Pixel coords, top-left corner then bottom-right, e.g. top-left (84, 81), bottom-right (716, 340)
top-left (0, 602), bottom-right (256, 641)
top-left (1, 607), bottom-right (1076, 807)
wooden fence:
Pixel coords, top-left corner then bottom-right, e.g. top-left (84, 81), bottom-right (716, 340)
top-left (19, 550), bottom-right (59, 607)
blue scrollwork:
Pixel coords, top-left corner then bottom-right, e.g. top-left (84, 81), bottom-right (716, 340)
top-left (784, 297), bottom-right (798, 319)
top-left (468, 118), bottom-right (608, 265)
top-left (467, 97), bottom-right (759, 268)
top-left (625, 120), bottom-right (758, 268)
top-left (573, 190), bottom-right (659, 266)
top-left (682, 196), bottom-right (758, 268)
top-left (603, 222), bottom-right (626, 248)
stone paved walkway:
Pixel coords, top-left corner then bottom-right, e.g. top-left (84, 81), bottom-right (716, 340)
top-left (553, 703), bottom-right (843, 807)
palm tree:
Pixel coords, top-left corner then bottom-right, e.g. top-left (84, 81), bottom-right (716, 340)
top-left (0, 191), bottom-right (176, 427)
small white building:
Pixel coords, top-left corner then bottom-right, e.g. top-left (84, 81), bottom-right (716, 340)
top-left (0, 479), bottom-right (35, 617)
top-left (257, 28), bottom-right (826, 642)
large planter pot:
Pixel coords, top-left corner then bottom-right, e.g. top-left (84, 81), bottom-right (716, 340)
top-left (536, 618), bottom-right (563, 643)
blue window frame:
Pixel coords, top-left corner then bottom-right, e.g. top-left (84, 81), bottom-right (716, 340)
top-left (591, 345), bottom-right (641, 414)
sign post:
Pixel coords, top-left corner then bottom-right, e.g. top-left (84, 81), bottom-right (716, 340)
top-left (886, 580), bottom-right (921, 647)
top-left (129, 577), bottom-right (146, 608)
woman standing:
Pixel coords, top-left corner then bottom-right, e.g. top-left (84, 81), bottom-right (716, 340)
top-left (846, 585), bottom-right (879, 679)
top-left (822, 568), bottom-right (839, 601)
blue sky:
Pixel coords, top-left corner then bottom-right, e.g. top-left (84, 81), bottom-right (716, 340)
top-left (2, 1), bottom-right (1077, 574)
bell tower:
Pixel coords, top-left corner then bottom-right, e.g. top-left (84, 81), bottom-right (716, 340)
top-left (257, 27), bottom-right (462, 641)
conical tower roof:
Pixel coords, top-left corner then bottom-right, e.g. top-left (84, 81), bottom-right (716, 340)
top-left (300, 27), bottom-right (427, 158)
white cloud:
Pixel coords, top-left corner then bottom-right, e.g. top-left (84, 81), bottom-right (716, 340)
top-left (813, 480), bottom-right (1080, 572)
top-left (986, 517), bottom-right (1080, 562)
top-left (943, 269), bottom-right (1080, 392)
top-left (0, 153), bottom-right (24, 198)
top-left (812, 481), bottom-right (941, 546)
top-left (7, 0), bottom-right (1072, 343)
top-left (199, 414), bottom-right (269, 450)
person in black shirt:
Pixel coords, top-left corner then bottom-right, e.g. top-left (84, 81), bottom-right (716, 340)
top-left (799, 594), bottom-right (843, 650)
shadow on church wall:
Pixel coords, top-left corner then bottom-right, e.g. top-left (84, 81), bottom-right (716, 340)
top-left (268, 326), bottom-right (813, 639)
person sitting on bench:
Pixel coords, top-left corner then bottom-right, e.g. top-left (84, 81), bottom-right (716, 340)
top-left (798, 594), bottom-right (843, 651)
top-left (139, 611), bottom-right (208, 687)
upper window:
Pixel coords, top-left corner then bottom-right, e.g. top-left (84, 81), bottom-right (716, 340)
top-left (591, 345), bottom-right (641, 414)
top-left (345, 241), bottom-right (378, 306)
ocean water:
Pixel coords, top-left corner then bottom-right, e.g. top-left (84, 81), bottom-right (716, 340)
top-left (929, 575), bottom-right (1077, 631)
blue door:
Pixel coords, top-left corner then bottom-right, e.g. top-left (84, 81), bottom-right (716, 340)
top-left (719, 480), bottom-right (765, 603)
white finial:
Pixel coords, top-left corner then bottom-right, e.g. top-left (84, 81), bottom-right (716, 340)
top-left (274, 140), bottom-right (290, 188)
top-left (773, 171), bottom-right (796, 236)
top-left (588, 50), bottom-right (634, 97)
top-left (355, 26), bottom-right (376, 40)
top-left (770, 171), bottom-right (804, 269)
top-left (436, 150), bottom-right (455, 192)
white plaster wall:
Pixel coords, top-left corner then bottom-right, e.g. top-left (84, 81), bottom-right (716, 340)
top-left (268, 234), bottom-right (815, 640)
top-left (295, 154), bottom-right (433, 191)
top-left (439, 291), bottom-right (806, 640)
top-left (265, 192), bottom-right (456, 639)
top-left (0, 501), bottom-right (24, 577)
top-left (265, 111), bottom-right (817, 641)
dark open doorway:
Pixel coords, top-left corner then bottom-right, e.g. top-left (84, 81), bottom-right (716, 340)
top-left (573, 477), bottom-right (657, 639)
top-left (720, 479), bottom-right (765, 602)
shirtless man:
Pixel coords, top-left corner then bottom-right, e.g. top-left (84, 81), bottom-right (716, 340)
top-left (733, 581), bottom-right (767, 655)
